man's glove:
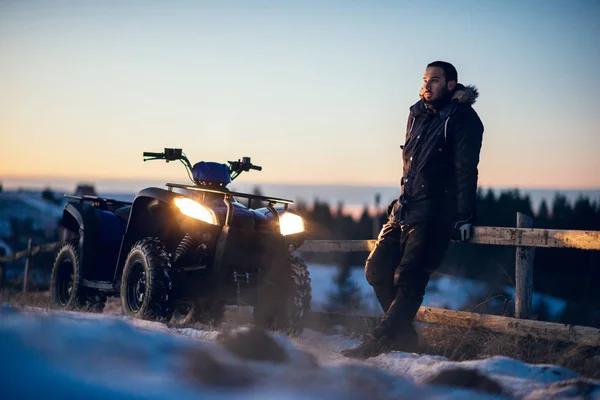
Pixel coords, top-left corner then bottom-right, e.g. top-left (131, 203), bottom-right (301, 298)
top-left (386, 199), bottom-right (399, 217)
top-left (452, 215), bottom-right (475, 242)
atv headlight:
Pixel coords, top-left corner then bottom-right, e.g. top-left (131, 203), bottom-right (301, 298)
top-left (174, 198), bottom-right (217, 225)
top-left (279, 212), bottom-right (304, 236)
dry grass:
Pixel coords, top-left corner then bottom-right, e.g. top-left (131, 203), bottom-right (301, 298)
top-left (3, 291), bottom-right (599, 380)
top-left (1, 289), bottom-right (52, 309)
top-left (0, 289), bottom-right (119, 314)
top-left (420, 324), bottom-right (600, 380)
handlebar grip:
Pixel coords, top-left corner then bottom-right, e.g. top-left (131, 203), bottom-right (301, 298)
top-left (143, 152), bottom-right (164, 158)
top-left (251, 165), bottom-right (262, 171)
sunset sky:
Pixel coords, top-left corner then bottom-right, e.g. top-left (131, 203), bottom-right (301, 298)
top-left (1, 0), bottom-right (599, 190)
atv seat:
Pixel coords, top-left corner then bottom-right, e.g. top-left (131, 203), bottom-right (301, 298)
top-left (115, 206), bottom-right (132, 223)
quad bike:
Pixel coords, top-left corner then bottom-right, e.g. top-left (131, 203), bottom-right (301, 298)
top-left (50, 148), bottom-right (311, 333)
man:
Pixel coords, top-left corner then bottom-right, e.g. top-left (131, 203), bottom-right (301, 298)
top-left (341, 61), bottom-right (484, 359)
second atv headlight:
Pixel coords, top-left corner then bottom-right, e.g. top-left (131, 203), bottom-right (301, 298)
top-left (279, 212), bottom-right (304, 236)
top-left (174, 197), bottom-right (217, 225)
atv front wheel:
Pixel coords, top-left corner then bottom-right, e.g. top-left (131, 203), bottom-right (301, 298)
top-left (50, 242), bottom-right (86, 310)
top-left (254, 255), bottom-right (312, 334)
top-left (121, 238), bottom-right (172, 322)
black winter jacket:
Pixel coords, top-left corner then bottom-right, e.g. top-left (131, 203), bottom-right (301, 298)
top-left (391, 84), bottom-right (484, 225)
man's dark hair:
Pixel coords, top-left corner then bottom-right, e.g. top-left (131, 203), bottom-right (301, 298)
top-left (427, 61), bottom-right (458, 84)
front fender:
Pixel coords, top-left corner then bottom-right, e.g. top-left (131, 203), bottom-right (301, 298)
top-left (114, 187), bottom-right (221, 283)
top-left (114, 188), bottom-right (182, 282)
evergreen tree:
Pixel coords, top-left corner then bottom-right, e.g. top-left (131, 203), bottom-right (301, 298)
top-left (551, 193), bottom-right (573, 228)
top-left (325, 261), bottom-right (364, 313)
top-left (572, 197), bottom-right (597, 230)
top-left (355, 206), bottom-right (373, 240)
top-left (537, 199), bottom-right (549, 219)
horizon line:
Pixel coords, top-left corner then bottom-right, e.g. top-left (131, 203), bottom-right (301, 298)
top-left (2, 175), bottom-right (600, 193)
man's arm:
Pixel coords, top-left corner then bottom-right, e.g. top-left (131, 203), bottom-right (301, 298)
top-left (405, 113), bottom-right (415, 142)
top-left (452, 107), bottom-right (484, 223)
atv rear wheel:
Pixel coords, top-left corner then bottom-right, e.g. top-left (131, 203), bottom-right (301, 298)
top-left (50, 242), bottom-right (108, 312)
top-left (121, 238), bottom-right (172, 322)
top-left (254, 255), bottom-right (312, 334)
top-left (50, 243), bottom-right (86, 310)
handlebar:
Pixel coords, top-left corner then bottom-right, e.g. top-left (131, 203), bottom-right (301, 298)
top-left (143, 148), bottom-right (263, 184)
top-left (143, 149), bottom-right (183, 161)
top-left (143, 152), bottom-right (164, 158)
top-left (228, 157), bottom-right (262, 176)
top-left (143, 148), bottom-right (194, 183)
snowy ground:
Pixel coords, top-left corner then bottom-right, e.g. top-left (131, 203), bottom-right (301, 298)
top-left (307, 264), bottom-right (567, 319)
top-left (2, 305), bottom-right (599, 399)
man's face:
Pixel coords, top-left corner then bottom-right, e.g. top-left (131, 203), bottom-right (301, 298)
top-left (422, 66), bottom-right (455, 103)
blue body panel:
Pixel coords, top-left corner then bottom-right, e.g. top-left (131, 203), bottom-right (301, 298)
top-left (98, 210), bottom-right (125, 244)
top-left (96, 210), bottom-right (126, 278)
top-left (193, 162), bottom-right (231, 185)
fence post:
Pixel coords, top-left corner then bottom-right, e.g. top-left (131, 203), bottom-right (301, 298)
top-left (515, 212), bottom-right (535, 318)
top-left (0, 246), bottom-right (5, 294)
top-left (0, 261), bottom-right (4, 295)
top-left (373, 193), bottom-right (381, 239)
top-left (22, 238), bottom-right (33, 294)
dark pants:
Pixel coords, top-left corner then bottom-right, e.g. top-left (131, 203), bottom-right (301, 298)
top-left (365, 218), bottom-right (452, 340)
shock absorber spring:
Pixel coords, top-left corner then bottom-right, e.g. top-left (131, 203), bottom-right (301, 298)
top-left (174, 234), bottom-right (197, 264)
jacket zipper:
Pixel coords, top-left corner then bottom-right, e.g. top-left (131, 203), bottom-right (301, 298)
top-left (444, 117), bottom-right (449, 141)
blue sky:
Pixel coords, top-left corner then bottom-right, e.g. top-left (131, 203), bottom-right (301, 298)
top-left (1, 0), bottom-right (599, 189)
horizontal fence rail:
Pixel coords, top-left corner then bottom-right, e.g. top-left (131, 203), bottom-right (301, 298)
top-left (2, 226), bottom-right (598, 264)
top-left (297, 226), bottom-right (600, 252)
top-left (0, 241), bottom-right (61, 263)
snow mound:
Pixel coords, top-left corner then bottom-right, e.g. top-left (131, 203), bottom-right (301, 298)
top-left (1, 305), bottom-right (599, 399)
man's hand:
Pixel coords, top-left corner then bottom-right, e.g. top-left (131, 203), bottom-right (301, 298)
top-left (386, 199), bottom-right (398, 217)
top-left (452, 216), bottom-right (475, 242)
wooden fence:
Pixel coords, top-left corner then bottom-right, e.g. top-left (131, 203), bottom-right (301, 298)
top-left (0, 240), bottom-right (60, 293)
top-left (1, 212), bottom-right (599, 346)
top-left (297, 212), bottom-right (600, 346)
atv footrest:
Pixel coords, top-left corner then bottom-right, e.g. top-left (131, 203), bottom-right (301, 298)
top-left (181, 265), bottom-right (206, 272)
top-left (82, 279), bottom-right (114, 291)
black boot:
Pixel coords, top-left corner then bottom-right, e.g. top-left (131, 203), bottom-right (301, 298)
top-left (340, 326), bottom-right (420, 359)
top-left (387, 323), bottom-right (421, 354)
top-left (363, 288), bottom-right (424, 355)
top-left (340, 334), bottom-right (387, 359)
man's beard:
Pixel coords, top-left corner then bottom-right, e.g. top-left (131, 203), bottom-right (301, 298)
top-left (424, 88), bottom-right (451, 109)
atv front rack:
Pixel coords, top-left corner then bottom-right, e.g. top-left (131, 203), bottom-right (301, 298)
top-left (165, 183), bottom-right (293, 226)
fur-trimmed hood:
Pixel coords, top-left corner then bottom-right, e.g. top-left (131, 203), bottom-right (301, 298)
top-left (449, 84), bottom-right (478, 105)
top-left (412, 83), bottom-right (479, 116)
top-left (418, 83), bottom-right (479, 105)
